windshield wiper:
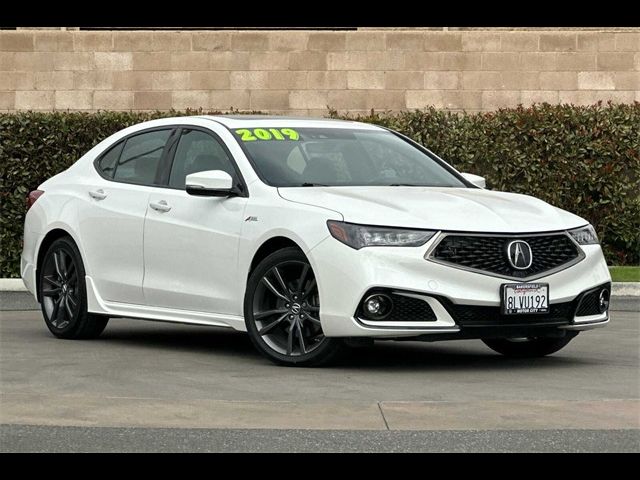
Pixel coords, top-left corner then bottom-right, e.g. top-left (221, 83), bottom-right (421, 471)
top-left (300, 183), bottom-right (330, 187)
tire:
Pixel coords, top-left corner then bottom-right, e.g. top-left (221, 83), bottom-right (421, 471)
top-left (38, 236), bottom-right (109, 339)
top-left (244, 247), bottom-right (344, 367)
top-left (482, 332), bottom-right (578, 358)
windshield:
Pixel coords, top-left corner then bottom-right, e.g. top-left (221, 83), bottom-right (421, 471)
top-left (231, 127), bottom-right (467, 188)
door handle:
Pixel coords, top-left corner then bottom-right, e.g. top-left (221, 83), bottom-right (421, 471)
top-left (88, 189), bottom-right (107, 200)
top-left (149, 200), bottom-right (171, 213)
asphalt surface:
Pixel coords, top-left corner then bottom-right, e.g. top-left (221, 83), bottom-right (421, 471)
top-left (2, 425), bottom-right (638, 452)
top-left (1, 309), bottom-right (638, 452)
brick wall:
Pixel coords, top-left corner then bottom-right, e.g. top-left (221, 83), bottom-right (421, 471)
top-left (1, 29), bottom-right (638, 114)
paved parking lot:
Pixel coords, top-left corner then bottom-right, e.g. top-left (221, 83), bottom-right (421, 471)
top-left (1, 309), bottom-right (638, 452)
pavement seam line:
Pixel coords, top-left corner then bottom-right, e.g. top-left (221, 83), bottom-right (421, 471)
top-left (377, 402), bottom-right (390, 431)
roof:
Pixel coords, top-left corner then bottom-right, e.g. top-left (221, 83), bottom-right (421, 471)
top-left (197, 114), bottom-right (384, 130)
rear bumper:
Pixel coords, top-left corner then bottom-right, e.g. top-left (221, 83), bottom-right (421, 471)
top-left (20, 256), bottom-right (36, 297)
top-left (309, 235), bottom-right (611, 339)
top-left (20, 228), bottom-right (41, 299)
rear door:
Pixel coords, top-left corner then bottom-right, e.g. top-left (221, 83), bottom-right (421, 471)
top-left (78, 128), bottom-right (176, 304)
top-left (142, 126), bottom-right (248, 314)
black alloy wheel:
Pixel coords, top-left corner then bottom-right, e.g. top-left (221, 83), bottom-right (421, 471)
top-left (42, 247), bottom-right (79, 330)
top-left (245, 247), bottom-right (344, 366)
top-left (39, 237), bottom-right (108, 339)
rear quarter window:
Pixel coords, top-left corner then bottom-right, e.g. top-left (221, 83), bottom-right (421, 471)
top-left (97, 141), bottom-right (124, 179)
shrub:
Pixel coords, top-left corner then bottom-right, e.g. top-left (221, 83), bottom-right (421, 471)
top-left (0, 103), bottom-right (638, 278)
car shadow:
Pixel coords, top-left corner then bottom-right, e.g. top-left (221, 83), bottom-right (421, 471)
top-left (99, 322), bottom-right (259, 357)
top-left (336, 341), bottom-right (594, 371)
top-left (92, 320), bottom-right (598, 372)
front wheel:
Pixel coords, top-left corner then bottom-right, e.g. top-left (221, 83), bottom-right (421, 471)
top-left (244, 247), bottom-right (344, 367)
top-left (482, 332), bottom-right (578, 358)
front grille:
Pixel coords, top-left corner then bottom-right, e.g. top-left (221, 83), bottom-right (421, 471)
top-left (430, 233), bottom-right (582, 279)
top-left (439, 299), bottom-right (573, 327)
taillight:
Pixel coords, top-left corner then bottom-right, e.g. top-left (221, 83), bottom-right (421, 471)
top-left (26, 190), bottom-right (44, 211)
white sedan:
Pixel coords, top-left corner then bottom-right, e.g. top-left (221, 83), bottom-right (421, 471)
top-left (21, 116), bottom-right (611, 366)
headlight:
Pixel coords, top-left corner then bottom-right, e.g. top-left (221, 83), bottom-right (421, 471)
top-left (327, 220), bottom-right (436, 249)
top-left (568, 225), bottom-right (599, 245)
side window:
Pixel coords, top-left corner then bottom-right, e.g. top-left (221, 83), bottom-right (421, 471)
top-left (113, 129), bottom-right (171, 185)
top-left (97, 141), bottom-right (124, 179)
top-left (169, 129), bottom-right (237, 189)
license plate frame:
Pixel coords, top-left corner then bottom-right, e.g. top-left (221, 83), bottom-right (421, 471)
top-left (500, 283), bottom-right (549, 315)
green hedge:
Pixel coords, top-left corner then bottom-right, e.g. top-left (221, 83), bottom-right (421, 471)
top-left (1, 103), bottom-right (638, 278)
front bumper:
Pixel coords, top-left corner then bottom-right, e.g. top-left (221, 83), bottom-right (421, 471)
top-left (309, 234), bottom-right (611, 338)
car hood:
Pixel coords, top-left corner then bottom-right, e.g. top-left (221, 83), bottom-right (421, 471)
top-left (278, 186), bottom-right (587, 233)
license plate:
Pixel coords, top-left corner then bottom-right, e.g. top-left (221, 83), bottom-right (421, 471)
top-left (501, 283), bottom-right (549, 315)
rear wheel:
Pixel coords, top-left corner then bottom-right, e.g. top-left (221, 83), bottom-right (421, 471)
top-left (482, 332), bottom-right (578, 358)
top-left (244, 247), bottom-right (344, 366)
top-left (39, 237), bottom-right (109, 339)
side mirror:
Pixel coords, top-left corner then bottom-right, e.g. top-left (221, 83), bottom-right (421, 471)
top-left (460, 172), bottom-right (486, 189)
top-left (185, 170), bottom-right (238, 197)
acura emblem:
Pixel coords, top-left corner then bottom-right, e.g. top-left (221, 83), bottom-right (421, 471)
top-left (506, 240), bottom-right (533, 270)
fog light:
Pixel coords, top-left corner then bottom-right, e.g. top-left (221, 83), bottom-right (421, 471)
top-left (363, 294), bottom-right (393, 320)
top-left (598, 289), bottom-right (610, 313)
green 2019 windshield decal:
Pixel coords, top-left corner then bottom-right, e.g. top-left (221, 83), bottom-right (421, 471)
top-left (235, 128), bottom-right (300, 141)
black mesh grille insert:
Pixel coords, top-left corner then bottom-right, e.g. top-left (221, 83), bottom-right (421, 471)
top-left (440, 299), bottom-right (573, 327)
top-left (387, 293), bottom-right (437, 322)
top-left (576, 290), bottom-right (604, 316)
top-left (431, 233), bottom-right (581, 279)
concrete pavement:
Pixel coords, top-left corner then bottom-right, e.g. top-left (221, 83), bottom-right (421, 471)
top-left (1, 309), bottom-right (638, 451)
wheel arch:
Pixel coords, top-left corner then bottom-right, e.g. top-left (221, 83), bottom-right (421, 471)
top-left (243, 230), bottom-right (330, 310)
top-left (248, 236), bottom-right (304, 278)
top-left (35, 227), bottom-right (81, 302)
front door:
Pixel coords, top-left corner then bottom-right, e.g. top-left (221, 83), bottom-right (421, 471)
top-left (142, 128), bottom-right (248, 314)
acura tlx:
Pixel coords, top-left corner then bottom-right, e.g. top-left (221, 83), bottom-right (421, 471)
top-left (21, 116), bottom-right (611, 366)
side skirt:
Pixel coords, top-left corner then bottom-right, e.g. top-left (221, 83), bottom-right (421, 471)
top-left (84, 276), bottom-right (247, 331)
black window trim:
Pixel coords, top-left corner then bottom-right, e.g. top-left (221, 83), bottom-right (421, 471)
top-left (159, 125), bottom-right (249, 197)
top-left (93, 126), bottom-right (179, 188)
